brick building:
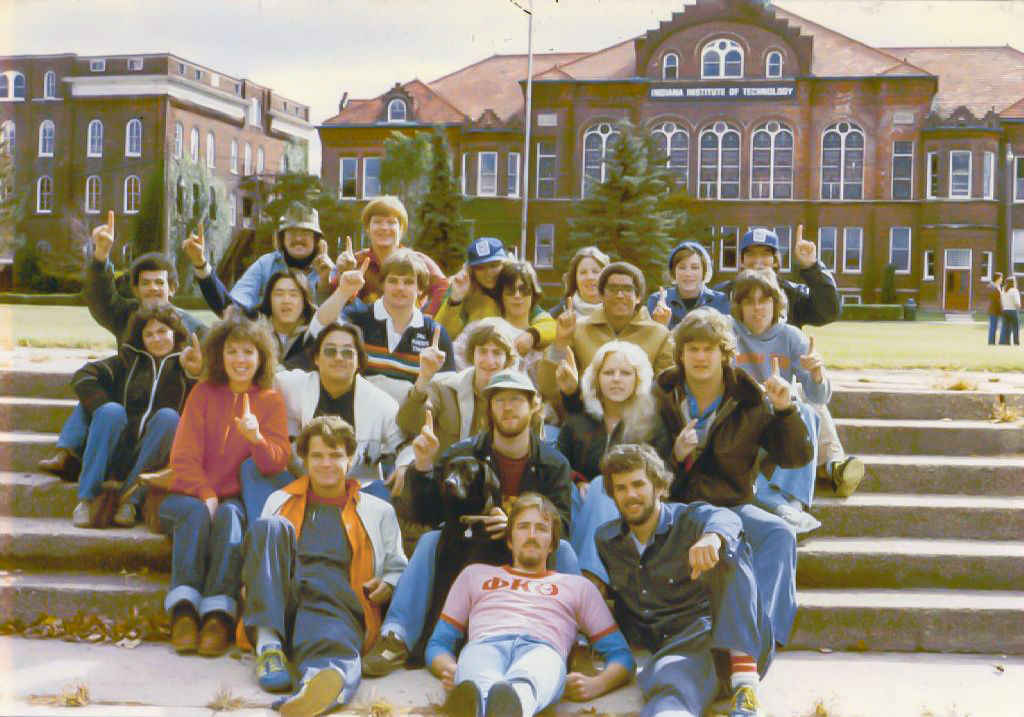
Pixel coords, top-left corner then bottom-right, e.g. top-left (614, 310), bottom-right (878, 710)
top-left (319, 0), bottom-right (1024, 310)
top-left (0, 53), bottom-right (312, 277)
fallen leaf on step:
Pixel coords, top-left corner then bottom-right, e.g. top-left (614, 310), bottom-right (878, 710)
top-left (818, 647), bottom-right (833, 654)
top-left (115, 637), bottom-right (140, 649)
top-left (993, 663), bottom-right (1005, 673)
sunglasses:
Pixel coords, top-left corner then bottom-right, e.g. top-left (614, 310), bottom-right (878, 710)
top-left (321, 346), bottom-right (357, 360)
top-left (503, 284), bottom-right (532, 297)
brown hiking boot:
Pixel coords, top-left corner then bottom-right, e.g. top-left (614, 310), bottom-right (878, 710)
top-left (38, 449), bottom-right (81, 482)
top-left (170, 606), bottom-right (199, 654)
top-left (198, 612), bottom-right (232, 657)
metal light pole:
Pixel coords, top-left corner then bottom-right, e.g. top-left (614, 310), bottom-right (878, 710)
top-left (518, 0), bottom-right (535, 262)
top-left (1007, 145), bottom-right (1014, 276)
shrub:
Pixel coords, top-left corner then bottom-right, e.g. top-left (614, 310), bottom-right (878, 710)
top-left (841, 303), bottom-right (903, 321)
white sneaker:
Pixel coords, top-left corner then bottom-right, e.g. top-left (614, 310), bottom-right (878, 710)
top-left (776, 504), bottom-right (821, 534)
top-left (72, 501), bottom-right (91, 528)
top-left (112, 503), bottom-right (135, 527)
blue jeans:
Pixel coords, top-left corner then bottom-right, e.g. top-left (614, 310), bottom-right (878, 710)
top-left (382, 532), bottom-right (580, 650)
top-left (57, 403), bottom-right (90, 457)
top-left (158, 494), bottom-right (246, 619)
top-left (754, 401), bottom-right (821, 509)
top-left (78, 404), bottom-right (178, 507)
top-left (569, 477), bottom-right (620, 584)
top-left (989, 314), bottom-right (1001, 345)
top-left (239, 459), bottom-right (295, 526)
top-left (456, 635), bottom-right (566, 717)
top-left (1000, 311), bottom-right (1020, 345)
top-left (729, 504), bottom-right (797, 646)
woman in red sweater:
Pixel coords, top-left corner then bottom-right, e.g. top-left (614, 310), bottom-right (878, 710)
top-left (160, 316), bottom-right (291, 656)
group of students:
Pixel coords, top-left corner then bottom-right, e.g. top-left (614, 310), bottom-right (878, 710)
top-left (37, 194), bottom-right (864, 717)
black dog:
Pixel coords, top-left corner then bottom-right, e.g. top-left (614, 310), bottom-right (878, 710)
top-left (409, 455), bottom-right (509, 665)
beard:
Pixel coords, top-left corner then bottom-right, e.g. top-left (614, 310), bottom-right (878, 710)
top-left (283, 248), bottom-right (316, 270)
top-left (621, 498), bottom-right (657, 527)
top-left (514, 544), bottom-right (547, 571)
top-left (493, 413), bottom-right (531, 438)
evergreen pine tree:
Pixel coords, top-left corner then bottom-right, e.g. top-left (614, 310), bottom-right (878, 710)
top-left (380, 131), bottom-right (432, 238)
top-left (415, 127), bottom-right (469, 275)
top-left (567, 120), bottom-right (673, 291)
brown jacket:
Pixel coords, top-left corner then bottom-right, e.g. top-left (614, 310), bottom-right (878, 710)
top-left (396, 367), bottom-right (487, 455)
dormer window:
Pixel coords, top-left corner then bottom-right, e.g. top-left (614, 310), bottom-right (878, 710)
top-left (662, 53), bottom-right (679, 80)
top-left (702, 39), bottom-right (743, 79)
top-left (766, 51), bottom-right (783, 78)
top-left (387, 98), bottom-right (407, 123)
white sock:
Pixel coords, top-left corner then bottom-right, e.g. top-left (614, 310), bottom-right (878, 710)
top-left (256, 627), bottom-right (281, 654)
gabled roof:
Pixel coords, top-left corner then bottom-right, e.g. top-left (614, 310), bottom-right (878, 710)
top-left (322, 78), bottom-right (466, 125)
top-left (549, 39), bottom-right (637, 81)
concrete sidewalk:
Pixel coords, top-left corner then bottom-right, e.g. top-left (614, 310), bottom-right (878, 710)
top-left (1, 637), bottom-right (1021, 716)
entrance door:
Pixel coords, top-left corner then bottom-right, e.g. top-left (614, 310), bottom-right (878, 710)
top-left (943, 248), bottom-right (972, 311)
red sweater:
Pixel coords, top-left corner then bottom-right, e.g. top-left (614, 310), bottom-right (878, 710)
top-left (169, 381), bottom-right (291, 501)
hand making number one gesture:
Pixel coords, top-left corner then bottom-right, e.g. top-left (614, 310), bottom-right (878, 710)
top-left (449, 264), bottom-right (472, 303)
top-left (412, 409), bottom-right (441, 471)
top-left (337, 256), bottom-right (371, 299)
top-left (799, 335), bottom-right (825, 383)
top-left (179, 332), bottom-right (203, 377)
top-left (233, 394), bottom-right (263, 444)
top-left (793, 224), bottom-right (817, 269)
top-left (92, 210), bottom-right (116, 262)
top-left (762, 356), bottom-right (793, 410)
top-left (312, 238), bottom-right (334, 283)
top-left (418, 325), bottom-right (447, 381)
top-left (554, 307), bottom-right (577, 348)
top-left (673, 418), bottom-right (699, 463)
top-left (336, 235), bottom-right (357, 272)
top-left (554, 346), bottom-right (580, 396)
top-left (183, 223), bottom-right (206, 270)
top-left (652, 287), bottom-right (672, 326)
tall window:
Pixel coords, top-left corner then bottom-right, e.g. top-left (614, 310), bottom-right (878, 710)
top-left (230, 139), bottom-right (238, 174)
top-left (843, 227), bottom-right (863, 273)
top-left (190, 127), bottom-right (199, 162)
top-left (820, 121), bottom-right (864, 199)
top-left (208, 187), bottom-right (217, 220)
top-left (983, 151), bottom-right (995, 199)
top-left (0, 75), bottom-right (7, 98)
top-left (248, 98), bottom-right (262, 126)
top-left (581, 123), bottom-right (620, 197)
top-left (949, 150), bottom-right (971, 198)
top-left (1015, 230), bottom-right (1024, 275)
top-left (774, 226), bottom-right (793, 271)
top-left (363, 157), bottom-right (381, 198)
top-left (36, 176), bottom-right (53, 213)
top-left (477, 151), bottom-right (497, 196)
top-left (229, 193), bottom-right (237, 227)
top-left (534, 224), bottom-right (555, 268)
top-left (125, 119), bottom-right (142, 157)
top-left (124, 175), bottom-right (141, 213)
top-left (44, 70), bottom-right (56, 98)
top-left (765, 51), bottom-right (783, 78)
top-left (87, 119), bottom-right (103, 157)
top-left (651, 122), bottom-right (688, 189)
top-left (699, 122), bottom-right (740, 199)
top-left (173, 122), bottom-right (183, 159)
top-left (750, 121), bottom-right (793, 199)
top-left (662, 53), bottom-right (679, 80)
top-left (981, 251), bottom-right (994, 281)
top-left (536, 141), bottom-right (556, 198)
top-left (387, 99), bottom-right (407, 123)
top-left (718, 226), bottom-right (740, 270)
top-left (889, 227), bottom-right (912, 274)
top-left (702, 39), bottom-right (743, 78)
top-left (206, 131), bottom-right (215, 167)
top-left (926, 151), bottom-right (939, 198)
top-left (507, 152), bottom-right (520, 198)
top-left (12, 73), bottom-right (25, 98)
top-left (243, 142), bottom-right (252, 174)
top-left (818, 227), bottom-right (837, 272)
top-left (922, 250), bottom-right (935, 281)
top-left (85, 175), bottom-right (100, 214)
top-left (0, 120), bottom-right (14, 154)
top-left (339, 157), bottom-right (357, 198)
top-left (1016, 157), bottom-right (1024, 202)
top-left (257, 146), bottom-right (265, 174)
top-left (891, 141), bottom-right (913, 200)
top-left (38, 120), bottom-right (55, 157)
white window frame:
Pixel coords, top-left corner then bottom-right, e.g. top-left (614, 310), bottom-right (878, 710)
top-left (36, 175), bottom-right (53, 213)
top-left (662, 53), bottom-right (679, 80)
top-left (718, 226), bottom-right (739, 271)
top-left (257, 146), bottom-right (265, 174)
top-left (843, 227), bottom-right (863, 274)
top-left (774, 225), bottom-right (793, 272)
top-left (701, 38), bottom-right (744, 79)
top-left (190, 127), bottom-right (200, 162)
top-left (0, 120), bottom-right (14, 154)
top-left (889, 227), bottom-right (912, 275)
top-left (38, 120), bottom-right (54, 157)
top-left (339, 157), bottom-right (358, 199)
top-left (125, 119), bottom-right (142, 157)
top-left (765, 51), bottom-right (783, 78)
top-left (230, 139), bottom-right (238, 174)
top-left (477, 151), bottom-right (498, 197)
top-left (949, 150), bottom-right (972, 199)
top-left (243, 142), bottom-right (252, 174)
top-left (981, 251), bottom-right (994, 281)
top-left (248, 98), bottom-right (262, 126)
top-left (362, 156), bottom-right (381, 198)
top-left (507, 152), bottom-right (520, 198)
top-left (89, 59), bottom-right (105, 72)
top-left (1014, 230), bottom-right (1024, 275)
top-left (205, 131), bottom-right (215, 167)
top-left (536, 141), bottom-right (556, 198)
top-left (128, 57), bottom-right (143, 71)
top-left (891, 140), bottom-right (913, 200)
top-left (842, 293), bottom-right (862, 306)
top-left (229, 193), bottom-right (237, 227)
top-left (173, 122), bottom-right (183, 160)
top-left (923, 250), bottom-right (935, 281)
top-left (1015, 157), bottom-right (1024, 203)
top-left (87, 119), bottom-right (103, 157)
top-left (534, 224), bottom-right (555, 268)
top-left (820, 121), bottom-right (864, 200)
top-left (983, 151), bottom-right (995, 200)
top-left (750, 121), bottom-right (793, 200)
top-left (581, 123), bottom-right (621, 198)
top-left (652, 122), bottom-right (689, 191)
top-left (460, 153), bottom-right (468, 195)
top-left (926, 151), bottom-right (939, 199)
top-left (386, 98), bottom-right (407, 123)
top-left (85, 175), bottom-right (100, 214)
top-left (699, 122), bottom-right (741, 199)
top-left (43, 70), bottom-right (56, 99)
top-left (123, 175), bottom-right (141, 214)
top-left (817, 227), bottom-right (838, 272)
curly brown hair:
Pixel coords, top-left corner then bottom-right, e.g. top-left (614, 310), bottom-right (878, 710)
top-left (295, 415), bottom-right (358, 459)
top-left (124, 304), bottom-right (189, 353)
top-left (202, 315), bottom-right (279, 389)
top-left (600, 443), bottom-right (671, 499)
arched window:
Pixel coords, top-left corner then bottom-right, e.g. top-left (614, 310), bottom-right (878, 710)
top-left (44, 70), bottom-right (56, 99)
top-left (1, 120), bottom-right (14, 155)
top-left (12, 73), bottom-right (25, 99)
top-left (257, 146), bottom-right (265, 174)
top-left (189, 127), bottom-right (199, 162)
top-left (699, 122), bottom-right (741, 199)
top-left (36, 176), bottom-right (53, 213)
top-left (701, 39), bottom-right (744, 79)
top-left (0, 76), bottom-right (7, 97)
top-left (244, 142), bottom-right (252, 174)
top-left (248, 97), bottom-right (262, 126)
top-left (125, 119), bottom-right (142, 157)
top-left (751, 121), bottom-right (793, 199)
top-left (662, 53), bottom-right (679, 80)
top-left (173, 122), bottom-right (183, 159)
top-left (581, 122), bottom-right (621, 197)
top-left (87, 119), bottom-right (103, 157)
top-left (821, 121), bottom-right (865, 200)
top-left (38, 120), bottom-right (55, 157)
top-left (387, 98), bottom-right (407, 123)
top-left (206, 131), bottom-right (215, 167)
top-left (124, 175), bottom-right (141, 213)
top-left (765, 51), bottom-right (783, 79)
top-left (85, 175), bottom-right (101, 214)
top-left (651, 122), bottom-right (689, 189)
top-left (230, 139), bottom-right (238, 174)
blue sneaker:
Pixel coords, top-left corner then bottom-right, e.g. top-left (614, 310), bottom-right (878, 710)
top-left (257, 648), bottom-right (293, 693)
top-left (729, 684), bottom-right (764, 717)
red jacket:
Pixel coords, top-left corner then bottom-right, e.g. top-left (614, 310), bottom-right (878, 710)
top-left (169, 381), bottom-right (291, 501)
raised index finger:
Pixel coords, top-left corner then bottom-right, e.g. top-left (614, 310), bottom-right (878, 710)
top-left (423, 409), bottom-right (434, 434)
top-left (771, 356), bottom-right (781, 377)
top-left (345, 235), bottom-right (353, 254)
top-left (241, 393), bottom-right (251, 416)
top-left (107, 210), bottom-right (115, 234)
top-left (191, 332), bottom-right (200, 351)
top-left (197, 222), bottom-right (204, 243)
top-left (685, 418), bottom-right (698, 431)
top-left (796, 224), bottom-right (804, 243)
top-left (359, 257), bottom-right (371, 276)
top-left (806, 335), bottom-right (815, 356)
top-left (431, 324), bottom-right (441, 349)
top-left (565, 346), bottom-right (577, 370)
top-left (659, 287), bottom-right (667, 304)
top-left (318, 238), bottom-right (328, 256)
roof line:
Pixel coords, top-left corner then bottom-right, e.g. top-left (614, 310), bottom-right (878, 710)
top-left (407, 77), bottom-right (468, 119)
top-left (542, 37), bottom-right (639, 72)
top-left (426, 51), bottom-right (581, 86)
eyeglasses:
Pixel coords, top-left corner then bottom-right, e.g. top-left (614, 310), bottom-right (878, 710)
top-left (321, 346), bottom-right (357, 360)
top-left (604, 284), bottom-right (637, 297)
top-left (502, 284), bottom-right (532, 297)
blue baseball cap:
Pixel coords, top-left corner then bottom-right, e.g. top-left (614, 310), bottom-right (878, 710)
top-left (739, 228), bottom-right (780, 255)
top-left (467, 237), bottom-right (508, 267)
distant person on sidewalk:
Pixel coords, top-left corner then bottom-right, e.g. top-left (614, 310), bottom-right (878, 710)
top-left (987, 273), bottom-right (1004, 345)
top-left (999, 276), bottom-right (1021, 346)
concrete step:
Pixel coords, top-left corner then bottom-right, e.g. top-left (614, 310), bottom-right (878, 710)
top-left (835, 418), bottom-right (1024, 456)
top-left (0, 431), bottom-right (57, 473)
top-left (812, 494), bottom-right (1024, 540)
top-left (0, 369), bottom-right (74, 399)
top-left (829, 388), bottom-right (1024, 421)
top-left (845, 454), bottom-right (1024, 495)
top-left (0, 396), bottom-right (76, 433)
top-left (0, 517), bottom-right (170, 573)
top-left (791, 588), bottom-right (1024, 653)
top-left (796, 538), bottom-right (1024, 591)
top-left (0, 472), bottom-right (79, 518)
top-left (0, 569), bottom-right (166, 624)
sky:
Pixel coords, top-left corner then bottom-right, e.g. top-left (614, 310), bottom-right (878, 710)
top-left (4, 0), bottom-right (1024, 175)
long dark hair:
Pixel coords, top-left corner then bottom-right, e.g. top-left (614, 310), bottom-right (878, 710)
top-left (124, 304), bottom-right (189, 353)
top-left (258, 269), bottom-right (316, 324)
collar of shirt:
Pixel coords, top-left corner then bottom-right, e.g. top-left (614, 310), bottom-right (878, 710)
top-left (621, 501), bottom-right (672, 547)
top-left (373, 298), bottom-right (424, 352)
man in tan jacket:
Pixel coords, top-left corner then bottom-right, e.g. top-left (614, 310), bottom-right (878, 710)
top-left (537, 261), bottom-right (674, 400)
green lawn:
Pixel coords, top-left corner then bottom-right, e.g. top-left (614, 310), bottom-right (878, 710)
top-left (2, 305), bottom-right (1023, 371)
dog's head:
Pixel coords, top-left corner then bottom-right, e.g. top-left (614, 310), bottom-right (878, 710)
top-left (440, 456), bottom-right (502, 518)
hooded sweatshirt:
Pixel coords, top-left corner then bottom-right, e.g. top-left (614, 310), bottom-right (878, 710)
top-left (731, 317), bottom-right (830, 406)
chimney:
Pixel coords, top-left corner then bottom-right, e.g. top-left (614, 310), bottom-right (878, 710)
top-left (339, 92), bottom-right (349, 112)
